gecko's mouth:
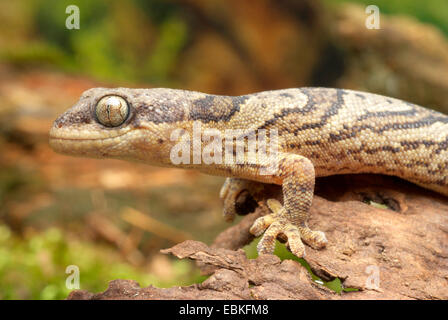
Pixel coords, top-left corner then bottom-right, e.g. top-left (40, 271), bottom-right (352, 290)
top-left (49, 125), bottom-right (130, 140)
top-left (49, 135), bottom-right (111, 158)
top-left (49, 125), bottom-right (130, 158)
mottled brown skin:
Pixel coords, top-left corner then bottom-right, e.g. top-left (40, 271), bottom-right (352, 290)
top-left (49, 87), bottom-right (448, 258)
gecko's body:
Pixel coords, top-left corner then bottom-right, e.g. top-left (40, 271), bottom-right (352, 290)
top-left (49, 87), bottom-right (448, 257)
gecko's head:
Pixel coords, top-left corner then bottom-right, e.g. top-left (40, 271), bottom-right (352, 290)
top-left (49, 87), bottom-right (188, 164)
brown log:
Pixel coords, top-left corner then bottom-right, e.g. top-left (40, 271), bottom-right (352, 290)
top-left (67, 174), bottom-right (448, 300)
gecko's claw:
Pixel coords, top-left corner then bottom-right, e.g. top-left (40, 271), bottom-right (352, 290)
top-left (250, 199), bottom-right (327, 258)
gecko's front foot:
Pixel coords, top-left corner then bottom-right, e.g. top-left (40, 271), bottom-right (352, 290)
top-left (219, 178), bottom-right (259, 222)
top-left (250, 199), bottom-right (327, 258)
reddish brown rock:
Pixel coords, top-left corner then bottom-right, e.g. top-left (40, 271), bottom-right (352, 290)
top-left (67, 174), bottom-right (448, 300)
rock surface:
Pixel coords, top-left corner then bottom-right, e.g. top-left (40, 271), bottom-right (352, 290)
top-left (67, 174), bottom-right (448, 300)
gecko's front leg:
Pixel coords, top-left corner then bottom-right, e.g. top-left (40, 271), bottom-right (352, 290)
top-left (222, 153), bottom-right (327, 258)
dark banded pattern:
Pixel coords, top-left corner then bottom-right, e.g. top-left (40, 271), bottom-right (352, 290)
top-left (50, 86), bottom-right (448, 259)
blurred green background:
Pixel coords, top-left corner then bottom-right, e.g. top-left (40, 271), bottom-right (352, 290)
top-left (1, 0), bottom-right (448, 299)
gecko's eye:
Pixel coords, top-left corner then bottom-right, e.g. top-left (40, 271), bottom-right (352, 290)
top-left (95, 95), bottom-right (130, 127)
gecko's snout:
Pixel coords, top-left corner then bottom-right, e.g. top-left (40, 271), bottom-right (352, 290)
top-left (48, 92), bottom-right (135, 159)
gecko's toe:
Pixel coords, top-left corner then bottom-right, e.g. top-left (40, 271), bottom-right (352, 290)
top-left (222, 198), bottom-right (237, 222)
top-left (298, 227), bottom-right (327, 249)
top-left (284, 226), bottom-right (306, 258)
top-left (256, 221), bottom-right (283, 254)
top-left (220, 178), bottom-right (236, 222)
top-left (254, 219), bottom-right (306, 258)
top-left (250, 214), bottom-right (276, 236)
top-left (219, 178), bottom-right (231, 200)
top-left (250, 198), bottom-right (327, 258)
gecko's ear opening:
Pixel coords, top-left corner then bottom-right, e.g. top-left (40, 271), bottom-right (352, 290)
top-left (95, 95), bottom-right (130, 127)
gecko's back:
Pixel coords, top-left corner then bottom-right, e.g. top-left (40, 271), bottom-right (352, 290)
top-left (245, 88), bottom-right (448, 196)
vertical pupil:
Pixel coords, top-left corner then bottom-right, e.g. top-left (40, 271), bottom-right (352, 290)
top-left (97, 96), bottom-right (128, 126)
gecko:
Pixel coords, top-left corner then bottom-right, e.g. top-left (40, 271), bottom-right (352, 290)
top-left (49, 87), bottom-right (448, 258)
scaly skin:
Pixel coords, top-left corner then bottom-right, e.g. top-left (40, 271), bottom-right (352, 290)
top-left (49, 87), bottom-right (448, 258)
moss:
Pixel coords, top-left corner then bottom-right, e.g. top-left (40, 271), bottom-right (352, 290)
top-left (0, 224), bottom-right (203, 299)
